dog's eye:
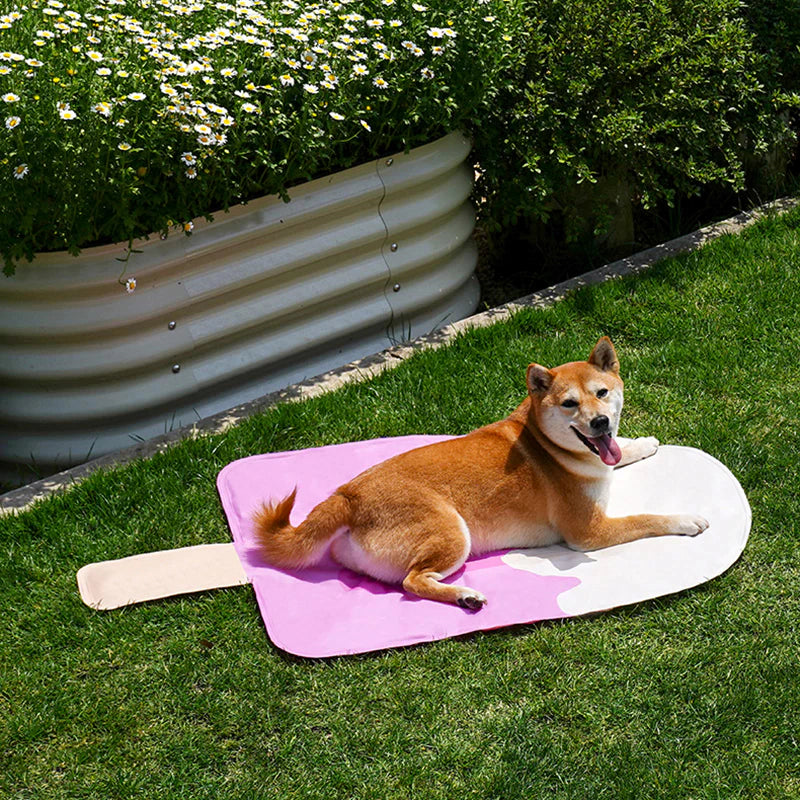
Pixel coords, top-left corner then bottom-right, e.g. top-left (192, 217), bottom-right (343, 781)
top-left (561, 399), bottom-right (578, 408)
top-left (596, 388), bottom-right (608, 398)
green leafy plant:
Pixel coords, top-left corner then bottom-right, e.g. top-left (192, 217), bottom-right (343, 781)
top-left (742, 0), bottom-right (800, 94)
top-left (0, 0), bottom-right (522, 273)
top-left (470, 0), bottom-right (798, 239)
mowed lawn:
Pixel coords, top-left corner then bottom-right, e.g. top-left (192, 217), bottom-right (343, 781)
top-left (2, 205), bottom-right (800, 799)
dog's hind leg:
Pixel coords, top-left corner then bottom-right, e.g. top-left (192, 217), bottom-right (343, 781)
top-left (332, 499), bottom-right (486, 609)
top-left (400, 512), bottom-right (486, 610)
top-left (403, 568), bottom-right (487, 610)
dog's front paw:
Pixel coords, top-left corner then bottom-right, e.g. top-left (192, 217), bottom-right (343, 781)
top-left (673, 514), bottom-right (710, 537)
top-left (617, 436), bottom-right (660, 467)
top-left (637, 436), bottom-right (660, 459)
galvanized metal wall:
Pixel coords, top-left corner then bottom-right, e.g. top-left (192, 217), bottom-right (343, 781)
top-left (0, 132), bottom-right (479, 482)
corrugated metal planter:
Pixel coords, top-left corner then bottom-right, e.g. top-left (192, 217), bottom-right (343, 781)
top-left (0, 131), bottom-right (479, 483)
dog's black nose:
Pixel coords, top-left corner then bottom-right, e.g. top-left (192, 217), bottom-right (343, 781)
top-left (590, 415), bottom-right (610, 433)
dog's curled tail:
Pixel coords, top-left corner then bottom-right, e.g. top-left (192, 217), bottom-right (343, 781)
top-left (252, 489), bottom-right (350, 569)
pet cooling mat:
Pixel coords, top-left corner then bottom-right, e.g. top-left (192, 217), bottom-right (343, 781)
top-left (78, 436), bottom-right (750, 658)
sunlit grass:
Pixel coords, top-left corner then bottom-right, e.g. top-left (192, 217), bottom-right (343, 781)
top-left (2, 204), bottom-right (800, 798)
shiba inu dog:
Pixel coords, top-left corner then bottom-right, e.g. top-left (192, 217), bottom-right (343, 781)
top-left (252, 338), bottom-right (709, 609)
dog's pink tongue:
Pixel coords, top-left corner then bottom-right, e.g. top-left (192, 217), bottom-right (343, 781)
top-left (591, 433), bottom-right (622, 466)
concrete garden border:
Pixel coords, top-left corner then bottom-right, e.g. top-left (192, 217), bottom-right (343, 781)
top-left (2, 195), bottom-right (797, 514)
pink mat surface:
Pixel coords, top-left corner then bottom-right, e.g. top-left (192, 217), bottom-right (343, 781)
top-left (217, 436), bottom-right (579, 657)
top-left (217, 436), bottom-right (750, 658)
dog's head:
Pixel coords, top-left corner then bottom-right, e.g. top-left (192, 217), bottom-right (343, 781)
top-left (526, 337), bottom-right (624, 466)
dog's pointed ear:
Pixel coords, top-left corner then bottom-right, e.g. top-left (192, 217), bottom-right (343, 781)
top-left (588, 337), bottom-right (620, 374)
top-left (527, 363), bottom-right (554, 395)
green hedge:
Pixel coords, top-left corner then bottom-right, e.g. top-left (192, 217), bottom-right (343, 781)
top-left (1, 0), bottom-right (796, 273)
top-left (743, 0), bottom-right (800, 94)
top-left (470, 0), bottom-right (798, 239)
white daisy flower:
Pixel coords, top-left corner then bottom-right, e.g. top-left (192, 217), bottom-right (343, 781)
top-left (96, 67), bottom-right (111, 76)
top-left (241, 102), bottom-right (259, 113)
top-left (185, 167), bottom-right (198, 179)
top-left (181, 152), bottom-right (197, 165)
top-left (412, 3), bottom-right (428, 10)
top-left (93, 102), bottom-right (112, 117)
top-left (183, 221), bottom-right (194, 232)
top-left (127, 92), bottom-right (147, 101)
top-left (279, 74), bottom-right (295, 86)
top-left (194, 123), bottom-right (212, 134)
top-left (125, 277), bottom-right (137, 293)
top-left (5, 115), bottom-right (21, 129)
top-left (60, 108), bottom-right (78, 120)
top-left (13, 163), bottom-right (28, 179)
top-left (86, 50), bottom-right (103, 62)
top-left (427, 27), bottom-right (444, 38)
top-left (373, 77), bottom-right (389, 89)
top-left (329, 111), bottom-right (345, 120)
top-left (352, 63), bottom-right (368, 76)
top-left (360, 119), bottom-right (372, 131)
top-left (2, 92), bottom-right (20, 103)
top-left (366, 19), bottom-right (384, 27)
top-left (196, 134), bottom-right (213, 146)
top-left (303, 83), bottom-right (319, 94)
top-left (118, 142), bottom-right (132, 151)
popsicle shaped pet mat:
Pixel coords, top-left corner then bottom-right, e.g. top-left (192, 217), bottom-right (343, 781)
top-left (78, 435), bottom-right (750, 658)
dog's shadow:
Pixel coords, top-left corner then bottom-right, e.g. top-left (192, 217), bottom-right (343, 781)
top-left (506, 544), bottom-right (597, 572)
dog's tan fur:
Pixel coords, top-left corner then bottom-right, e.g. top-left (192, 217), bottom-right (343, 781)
top-left (252, 338), bottom-right (709, 609)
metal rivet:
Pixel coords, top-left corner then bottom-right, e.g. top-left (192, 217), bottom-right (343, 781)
top-left (390, 242), bottom-right (398, 252)
top-left (393, 283), bottom-right (401, 292)
top-left (385, 158), bottom-right (393, 166)
top-left (168, 321), bottom-right (176, 330)
top-left (172, 364), bottom-right (181, 373)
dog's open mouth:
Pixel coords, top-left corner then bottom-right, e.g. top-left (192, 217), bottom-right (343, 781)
top-left (571, 427), bottom-right (622, 466)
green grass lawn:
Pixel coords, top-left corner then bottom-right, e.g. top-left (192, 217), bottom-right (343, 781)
top-left (2, 204), bottom-right (800, 799)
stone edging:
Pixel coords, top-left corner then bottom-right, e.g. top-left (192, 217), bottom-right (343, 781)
top-left (2, 195), bottom-right (797, 514)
